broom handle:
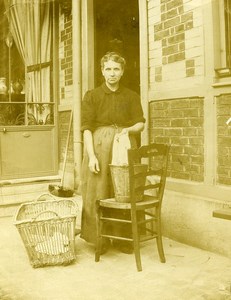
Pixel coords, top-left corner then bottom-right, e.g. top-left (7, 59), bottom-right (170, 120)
top-left (61, 110), bottom-right (73, 186)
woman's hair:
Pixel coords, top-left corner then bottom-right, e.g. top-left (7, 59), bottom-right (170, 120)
top-left (100, 52), bottom-right (126, 70)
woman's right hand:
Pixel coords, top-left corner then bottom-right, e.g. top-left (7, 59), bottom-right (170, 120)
top-left (88, 155), bottom-right (100, 174)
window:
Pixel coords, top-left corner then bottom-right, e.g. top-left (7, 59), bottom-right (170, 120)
top-left (215, 0), bottom-right (231, 76)
top-left (224, 0), bottom-right (231, 67)
top-left (0, 0), bottom-right (57, 126)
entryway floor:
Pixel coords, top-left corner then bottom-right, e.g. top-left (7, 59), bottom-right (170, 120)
top-left (0, 195), bottom-right (231, 300)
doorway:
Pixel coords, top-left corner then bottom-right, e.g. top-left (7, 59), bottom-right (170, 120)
top-left (94, 0), bottom-right (140, 93)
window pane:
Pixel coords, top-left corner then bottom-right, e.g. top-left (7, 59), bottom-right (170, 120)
top-left (0, 0), bottom-right (55, 126)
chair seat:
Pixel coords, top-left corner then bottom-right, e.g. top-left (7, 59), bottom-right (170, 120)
top-left (99, 195), bottom-right (159, 210)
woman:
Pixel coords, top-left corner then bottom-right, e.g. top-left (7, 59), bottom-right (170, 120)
top-left (80, 52), bottom-right (145, 253)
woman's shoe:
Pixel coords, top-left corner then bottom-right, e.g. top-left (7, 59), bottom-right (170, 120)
top-left (112, 240), bottom-right (133, 254)
top-left (100, 238), bottom-right (111, 255)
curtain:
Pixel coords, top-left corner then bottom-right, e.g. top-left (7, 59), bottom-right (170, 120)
top-left (26, 1), bottom-right (51, 103)
top-left (4, 0), bottom-right (54, 123)
top-left (4, 0), bottom-right (25, 62)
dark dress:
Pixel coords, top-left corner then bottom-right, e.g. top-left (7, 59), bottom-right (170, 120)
top-left (80, 83), bottom-right (145, 244)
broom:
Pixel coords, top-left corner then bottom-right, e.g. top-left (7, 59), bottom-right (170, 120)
top-left (49, 110), bottom-right (74, 197)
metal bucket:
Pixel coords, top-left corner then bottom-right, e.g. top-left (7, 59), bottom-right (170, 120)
top-left (110, 164), bottom-right (148, 203)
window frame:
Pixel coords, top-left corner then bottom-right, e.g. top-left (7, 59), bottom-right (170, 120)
top-left (214, 0), bottom-right (231, 77)
top-left (224, 0), bottom-right (231, 68)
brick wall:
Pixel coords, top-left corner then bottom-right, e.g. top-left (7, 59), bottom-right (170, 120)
top-left (59, 12), bottom-right (73, 102)
top-left (216, 94), bottom-right (231, 186)
top-left (148, 0), bottom-right (204, 90)
top-left (150, 97), bottom-right (204, 181)
top-left (154, 0), bottom-right (193, 65)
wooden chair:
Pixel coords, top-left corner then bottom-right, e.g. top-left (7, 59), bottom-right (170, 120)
top-left (95, 143), bottom-right (170, 271)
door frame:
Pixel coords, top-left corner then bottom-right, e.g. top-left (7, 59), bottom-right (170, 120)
top-left (81, 0), bottom-right (149, 141)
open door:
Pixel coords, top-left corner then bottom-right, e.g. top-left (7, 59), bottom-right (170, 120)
top-left (94, 0), bottom-right (140, 94)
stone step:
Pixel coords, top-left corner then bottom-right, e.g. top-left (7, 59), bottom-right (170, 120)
top-left (0, 176), bottom-right (62, 217)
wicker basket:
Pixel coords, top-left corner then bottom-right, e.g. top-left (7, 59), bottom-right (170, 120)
top-left (110, 164), bottom-right (148, 203)
top-left (14, 194), bottom-right (78, 268)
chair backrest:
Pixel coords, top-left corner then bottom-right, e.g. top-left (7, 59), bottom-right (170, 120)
top-left (127, 143), bottom-right (170, 204)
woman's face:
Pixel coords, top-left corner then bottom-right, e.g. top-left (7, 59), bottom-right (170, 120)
top-left (101, 60), bottom-right (124, 88)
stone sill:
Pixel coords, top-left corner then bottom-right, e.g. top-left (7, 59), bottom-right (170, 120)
top-left (166, 178), bottom-right (231, 203)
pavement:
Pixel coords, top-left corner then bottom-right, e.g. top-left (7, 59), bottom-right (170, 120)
top-left (0, 196), bottom-right (231, 300)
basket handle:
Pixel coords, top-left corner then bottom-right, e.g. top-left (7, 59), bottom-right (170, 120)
top-left (36, 193), bottom-right (57, 202)
top-left (31, 210), bottom-right (61, 221)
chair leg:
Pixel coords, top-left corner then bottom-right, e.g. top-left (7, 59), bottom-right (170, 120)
top-left (133, 238), bottom-right (142, 272)
top-left (156, 236), bottom-right (166, 263)
top-left (95, 200), bottom-right (101, 262)
top-left (156, 214), bottom-right (166, 263)
top-left (132, 217), bottom-right (142, 272)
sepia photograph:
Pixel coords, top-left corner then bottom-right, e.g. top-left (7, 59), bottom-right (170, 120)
top-left (0, 0), bottom-right (231, 299)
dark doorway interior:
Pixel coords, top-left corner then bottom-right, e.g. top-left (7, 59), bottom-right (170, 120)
top-left (94, 0), bottom-right (140, 93)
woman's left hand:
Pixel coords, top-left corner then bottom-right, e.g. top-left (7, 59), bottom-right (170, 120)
top-left (118, 122), bottom-right (144, 136)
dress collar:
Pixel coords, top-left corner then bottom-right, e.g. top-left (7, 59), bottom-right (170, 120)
top-left (102, 82), bottom-right (122, 94)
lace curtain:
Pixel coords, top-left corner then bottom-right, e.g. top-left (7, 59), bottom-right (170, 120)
top-left (4, 0), bottom-right (54, 124)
